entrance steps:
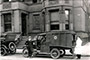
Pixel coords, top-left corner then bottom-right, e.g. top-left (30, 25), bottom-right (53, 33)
top-left (17, 36), bottom-right (28, 49)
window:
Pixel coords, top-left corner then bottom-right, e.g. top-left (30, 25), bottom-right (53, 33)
top-left (65, 9), bottom-right (70, 21)
top-left (50, 24), bottom-right (59, 30)
top-left (50, 10), bottom-right (59, 30)
top-left (64, 0), bottom-right (69, 3)
top-left (20, 0), bottom-right (25, 2)
top-left (32, 0), bottom-right (41, 3)
top-left (49, 0), bottom-right (59, 5)
top-left (33, 14), bottom-right (40, 30)
top-left (50, 10), bottom-right (59, 22)
top-left (65, 24), bottom-right (69, 30)
top-left (3, 13), bottom-right (12, 32)
top-left (32, 0), bottom-right (37, 3)
top-left (65, 9), bottom-right (70, 30)
top-left (3, 0), bottom-right (12, 2)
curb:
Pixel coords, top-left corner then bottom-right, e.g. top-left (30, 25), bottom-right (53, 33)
top-left (65, 54), bottom-right (90, 57)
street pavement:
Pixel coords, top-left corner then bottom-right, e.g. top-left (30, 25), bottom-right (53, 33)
top-left (0, 53), bottom-right (90, 60)
top-left (0, 42), bottom-right (90, 60)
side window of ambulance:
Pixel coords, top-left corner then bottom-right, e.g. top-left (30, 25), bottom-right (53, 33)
top-left (38, 36), bottom-right (43, 40)
top-left (72, 34), bottom-right (76, 46)
top-left (73, 34), bottom-right (75, 40)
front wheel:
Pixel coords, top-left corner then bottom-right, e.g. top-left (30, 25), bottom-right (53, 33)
top-left (1, 47), bottom-right (7, 56)
top-left (50, 48), bottom-right (60, 59)
top-left (22, 48), bottom-right (28, 57)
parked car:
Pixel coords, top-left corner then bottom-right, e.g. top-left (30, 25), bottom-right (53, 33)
top-left (22, 31), bottom-right (76, 59)
top-left (1, 32), bottom-right (22, 56)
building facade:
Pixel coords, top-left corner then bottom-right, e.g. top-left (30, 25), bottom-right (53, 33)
top-left (0, 0), bottom-right (90, 38)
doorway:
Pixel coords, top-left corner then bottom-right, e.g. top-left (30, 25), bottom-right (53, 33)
top-left (21, 13), bottom-right (27, 36)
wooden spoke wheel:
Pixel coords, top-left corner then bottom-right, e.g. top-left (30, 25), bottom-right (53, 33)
top-left (1, 46), bottom-right (7, 56)
top-left (22, 48), bottom-right (29, 57)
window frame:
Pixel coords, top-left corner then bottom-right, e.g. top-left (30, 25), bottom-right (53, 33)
top-left (32, 0), bottom-right (37, 3)
top-left (3, 0), bottom-right (12, 2)
top-left (50, 24), bottom-right (59, 30)
top-left (32, 14), bottom-right (41, 30)
top-left (49, 0), bottom-right (59, 5)
top-left (65, 9), bottom-right (70, 30)
top-left (3, 13), bottom-right (12, 32)
top-left (65, 24), bottom-right (69, 30)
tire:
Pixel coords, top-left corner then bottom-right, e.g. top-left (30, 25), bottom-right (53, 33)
top-left (50, 48), bottom-right (60, 59)
top-left (70, 49), bottom-right (73, 54)
top-left (1, 47), bottom-right (7, 56)
top-left (8, 42), bottom-right (16, 52)
top-left (59, 49), bottom-right (65, 57)
top-left (10, 49), bottom-right (16, 54)
top-left (22, 48), bottom-right (28, 57)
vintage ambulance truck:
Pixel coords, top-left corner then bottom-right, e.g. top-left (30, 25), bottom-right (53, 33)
top-left (23, 31), bottom-right (76, 59)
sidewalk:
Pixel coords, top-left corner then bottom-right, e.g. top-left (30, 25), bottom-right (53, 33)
top-left (16, 42), bottom-right (90, 56)
top-left (66, 42), bottom-right (90, 56)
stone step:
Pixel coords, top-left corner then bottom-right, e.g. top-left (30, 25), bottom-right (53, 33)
top-left (17, 36), bottom-right (28, 49)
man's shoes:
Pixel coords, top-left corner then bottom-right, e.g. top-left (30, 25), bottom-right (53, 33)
top-left (27, 56), bottom-right (30, 57)
top-left (77, 54), bottom-right (81, 59)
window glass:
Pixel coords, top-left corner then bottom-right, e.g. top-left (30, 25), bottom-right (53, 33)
top-left (50, 10), bottom-right (59, 30)
top-left (20, 0), bottom-right (25, 2)
top-left (38, 36), bottom-right (43, 40)
top-left (3, 13), bottom-right (12, 32)
top-left (64, 0), bottom-right (69, 3)
top-left (3, 0), bottom-right (12, 2)
top-left (65, 9), bottom-right (70, 21)
top-left (33, 14), bottom-right (40, 30)
top-left (65, 24), bottom-right (69, 30)
top-left (50, 10), bottom-right (59, 22)
top-left (32, 0), bottom-right (37, 3)
top-left (65, 9), bottom-right (70, 30)
top-left (51, 24), bottom-right (59, 30)
top-left (49, 0), bottom-right (59, 4)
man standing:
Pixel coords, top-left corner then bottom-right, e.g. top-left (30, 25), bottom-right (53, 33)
top-left (25, 36), bottom-right (33, 57)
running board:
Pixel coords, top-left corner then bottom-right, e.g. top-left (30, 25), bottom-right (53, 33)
top-left (37, 51), bottom-right (50, 55)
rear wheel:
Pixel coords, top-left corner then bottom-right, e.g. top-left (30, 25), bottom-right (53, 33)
top-left (70, 49), bottom-right (74, 54)
top-left (50, 48), bottom-right (60, 59)
top-left (22, 48), bottom-right (28, 57)
top-left (1, 47), bottom-right (7, 56)
top-left (8, 42), bottom-right (16, 52)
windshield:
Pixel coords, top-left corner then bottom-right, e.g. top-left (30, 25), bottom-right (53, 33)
top-left (32, 36), bottom-right (38, 41)
top-left (38, 36), bottom-right (43, 40)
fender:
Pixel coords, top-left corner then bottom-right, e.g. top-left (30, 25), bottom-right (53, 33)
top-left (23, 45), bottom-right (27, 49)
top-left (1, 44), bottom-right (8, 50)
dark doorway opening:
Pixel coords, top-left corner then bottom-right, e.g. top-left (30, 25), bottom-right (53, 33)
top-left (21, 13), bottom-right (27, 36)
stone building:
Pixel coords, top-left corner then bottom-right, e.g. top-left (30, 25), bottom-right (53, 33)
top-left (0, 0), bottom-right (90, 38)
